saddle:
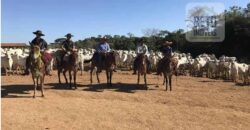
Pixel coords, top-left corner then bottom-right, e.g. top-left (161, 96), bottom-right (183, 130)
top-left (41, 52), bottom-right (53, 65)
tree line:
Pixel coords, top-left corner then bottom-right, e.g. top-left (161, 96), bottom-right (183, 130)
top-left (50, 3), bottom-right (250, 62)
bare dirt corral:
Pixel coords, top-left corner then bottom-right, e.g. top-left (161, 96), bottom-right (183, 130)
top-left (1, 71), bottom-right (250, 130)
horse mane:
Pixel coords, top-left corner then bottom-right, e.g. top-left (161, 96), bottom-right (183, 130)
top-left (32, 45), bottom-right (41, 59)
top-left (69, 51), bottom-right (78, 65)
top-left (106, 52), bottom-right (116, 66)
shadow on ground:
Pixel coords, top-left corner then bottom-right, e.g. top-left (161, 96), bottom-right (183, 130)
top-left (1, 84), bottom-right (34, 98)
top-left (1, 82), bottom-right (157, 98)
top-left (82, 82), bottom-right (156, 93)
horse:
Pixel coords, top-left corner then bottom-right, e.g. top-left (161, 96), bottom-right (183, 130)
top-left (136, 54), bottom-right (148, 89)
top-left (84, 51), bottom-right (116, 87)
top-left (56, 50), bottom-right (79, 89)
top-left (157, 56), bottom-right (177, 91)
top-left (30, 46), bottom-right (46, 98)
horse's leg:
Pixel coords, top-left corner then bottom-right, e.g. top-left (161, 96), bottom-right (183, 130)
top-left (96, 69), bottom-right (100, 83)
top-left (41, 75), bottom-right (45, 97)
top-left (163, 78), bottom-right (165, 85)
top-left (144, 73), bottom-right (147, 89)
top-left (106, 70), bottom-right (109, 87)
top-left (63, 70), bottom-right (68, 85)
top-left (137, 72), bottom-right (140, 85)
top-left (169, 75), bottom-right (172, 91)
top-left (164, 73), bottom-right (168, 91)
top-left (90, 66), bottom-right (93, 84)
top-left (58, 68), bottom-right (62, 84)
top-left (33, 76), bottom-right (37, 98)
top-left (81, 62), bottom-right (84, 76)
top-left (110, 70), bottom-right (113, 87)
top-left (37, 77), bottom-right (39, 90)
top-left (69, 70), bottom-right (72, 89)
top-left (74, 70), bottom-right (77, 89)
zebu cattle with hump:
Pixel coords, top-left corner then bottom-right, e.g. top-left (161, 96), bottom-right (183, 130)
top-left (12, 53), bottom-right (28, 74)
top-left (191, 57), bottom-right (207, 77)
top-left (218, 56), bottom-right (237, 80)
top-left (230, 60), bottom-right (249, 85)
top-left (1, 52), bottom-right (13, 75)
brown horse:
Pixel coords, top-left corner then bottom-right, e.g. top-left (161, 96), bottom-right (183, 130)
top-left (56, 50), bottom-right (79, 89)
top-left (136, 54), bottom-right (148, 89)
top-left (85, 51), bottom-right (116, 87)
top-left (157, 56), bottom-right (177, 91)
top-left (30, 46), bottom-right (45, 98)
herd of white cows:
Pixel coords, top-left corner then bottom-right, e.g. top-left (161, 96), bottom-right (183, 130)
top-left (1, 47), bottom-right (250, 85)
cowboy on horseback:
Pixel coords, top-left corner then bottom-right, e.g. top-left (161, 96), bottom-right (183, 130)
top-left (61, 33), bottom-right (76, 64)
top-left (156, 41), bottom-right (176, 75)
top-left (161, 41), bottom-right (173, 58)
top-left (94, 37), bottom-right (116, 72)
top-left (132, 38), bottom-right (151, 75)
top-left (23, 30), bottom-right (51, 75)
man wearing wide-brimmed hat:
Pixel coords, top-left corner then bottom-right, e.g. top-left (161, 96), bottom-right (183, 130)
top-left (94, 36), bottom-right (115, 72)
top-left (61, 33), bottom-right (76, 63)
top-left (23, 30), bottom-right (49, 75)
top-left (155, 40), bottom-right (173, 75)
top-left (30, 30), bottom-right (48, 50)
top-left (132, 38), bottom-right (151, 74)
top-left (96, 36), bottom-right (110, 52)
top-left (161, 40), bottom-right (173, 57)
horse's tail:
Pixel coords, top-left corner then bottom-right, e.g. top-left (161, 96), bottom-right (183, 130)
top-left (84, 58), bottom-right (92, 63)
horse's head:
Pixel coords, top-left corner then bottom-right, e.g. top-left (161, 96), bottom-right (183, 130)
top-left (137, 54), bottom-right (146, 65)
top-left (69, 51), bottom-right (79, 66)
top-left (31, 45), bottom-right (41, 60)
top-left (106, 51), bottom-right (116, 66)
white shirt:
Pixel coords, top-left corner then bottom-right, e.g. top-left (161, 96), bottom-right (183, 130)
top-left (136, 44), bottom-right (148, 55)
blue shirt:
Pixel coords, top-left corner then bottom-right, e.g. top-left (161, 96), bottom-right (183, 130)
top-left (161, 46), bottom-right (172, 56)
top-left (30, 37), bottom-right (48, 51)
top-left (96, 42), bottom-right (111, 52)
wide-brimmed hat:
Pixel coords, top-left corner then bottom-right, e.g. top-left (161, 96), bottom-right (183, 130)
top-left (101, 36), bottom-right (107, 41)
top-left (139, 38), bottom-right (144, 42)
top-left (65, 33), bottom-right (74, 37)
top-left (163, 41), bottom-right (173, 45)
top-left (33, 30), bottom-right (45, 36)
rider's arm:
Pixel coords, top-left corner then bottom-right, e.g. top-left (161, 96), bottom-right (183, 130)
top-left (43, 39), bottom-right (48, 50)
top-left (61, 41), bottom-right (66, 51)
top-left (136, 46), bottom-right (140, 54)
top-left (95, 43), bottom-right (101, 52)
top-left (170, 47), bottom-right (173, 56)
top-left (106, 43), bottom-right (111, 52)
top-left (72, 42), bottom-right (76, 50)
top-left (144, 45), bottom-right (148, 54)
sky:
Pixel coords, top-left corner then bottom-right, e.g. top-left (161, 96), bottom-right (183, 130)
top-left (1, 0), bottom-right (249, 43)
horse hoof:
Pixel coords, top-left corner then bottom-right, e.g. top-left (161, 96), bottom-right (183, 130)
top-left (33, 96), bottom-right (36, 98)
top-left (42, 95), bottom-right (45, 97)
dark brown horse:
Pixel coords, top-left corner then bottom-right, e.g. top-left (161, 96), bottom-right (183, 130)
top-left (157, 56), bottom-right (177, 91)
top-left (136, 54), bottom-right (148, 89)
top-left (30, 46), bottom-right (46, 98)
top-left (56, 50), bottom-right (79, 89)
top-left (85, 51), bottom-right (116, 87)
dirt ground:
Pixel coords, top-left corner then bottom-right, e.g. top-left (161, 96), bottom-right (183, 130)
top-left (1, 70), bottom-right (250, 130)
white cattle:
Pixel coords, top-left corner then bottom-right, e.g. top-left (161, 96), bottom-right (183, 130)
top-left (1, 53), bottom-right (13, 75)
top-left (12, 54), bottom-right (28, 70)
top-left (206, 60), bottom-right (219, 78)
top-left (230, 61), bottom-right (249, 84)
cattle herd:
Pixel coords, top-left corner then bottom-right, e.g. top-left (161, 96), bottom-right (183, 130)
top-left (1, 47), bottom-right (250, 86)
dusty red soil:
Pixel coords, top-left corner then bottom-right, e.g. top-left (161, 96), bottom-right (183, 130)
top-left (1, 71), bottom-right (250, 130)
